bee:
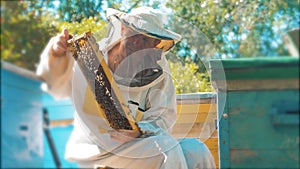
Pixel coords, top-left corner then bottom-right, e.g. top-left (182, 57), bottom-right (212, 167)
top-left (78, 39), bottom-right (86, 47)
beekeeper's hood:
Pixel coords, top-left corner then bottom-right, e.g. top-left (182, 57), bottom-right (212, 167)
top-left (105, 6), bottom-right (181, 52)
top-left (99, 7), bottom-right (182, 89)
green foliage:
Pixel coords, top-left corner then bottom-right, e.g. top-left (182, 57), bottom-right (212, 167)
top-left (166, 0), bottom-right (299, 58)
top-left (54, 17), bottom-right (107, 41)
top-left (57, 0), bottom-right (103, 22)
top-left (1, 0), bottom-right (108, 70)
top-left (0, 0), bottom-right (215, 93)
top-left (1, 1), bottom-right (57, 70)
top-left (54, 0), bottom-right (159, 21)
top-left (6, 0), bottom-right (297, 93)
top-left (168, 59), bottom-right (214, 94)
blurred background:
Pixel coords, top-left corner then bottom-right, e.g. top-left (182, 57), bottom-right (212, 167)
top-left (1, 0), bottom-right (299, 94)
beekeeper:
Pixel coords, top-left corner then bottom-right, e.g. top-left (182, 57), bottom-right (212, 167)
top-left (37, 7), bottom-right (215, 169)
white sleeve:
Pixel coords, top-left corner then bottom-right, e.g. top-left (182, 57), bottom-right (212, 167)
top-left (137, 73), bottom-right (177, 136)
top-left (36, 37), bottom-right (74, 99)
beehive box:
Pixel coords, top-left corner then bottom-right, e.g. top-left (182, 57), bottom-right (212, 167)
top-left (42, 92), bottom-right (220, 168)
top-left (1, 60), bottom-right (221, 168)
top-left (1, 61), bottom-right (44, 168)
top-left (172, 92), bottom-right (219, 168)
top-left (209, 57), bottom-right (299, 169)
top-left (42, 93), bottom-right (77, 168)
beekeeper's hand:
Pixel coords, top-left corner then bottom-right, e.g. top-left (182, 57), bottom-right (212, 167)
top-left (52, 28), bottom-right (71, 57)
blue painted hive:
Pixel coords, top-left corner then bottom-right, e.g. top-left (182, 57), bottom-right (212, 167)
top-left (1, 60), bottom-right (77, 168)
top-left (209, 57), bottom-right (299, 169)
top-left (1, 61), bottom-right (44, 168)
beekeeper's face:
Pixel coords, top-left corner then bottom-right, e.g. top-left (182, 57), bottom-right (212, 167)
top-left (120, 24), bottom-right (161, 59)
top-left (110, 24), bottom-right (163, 79)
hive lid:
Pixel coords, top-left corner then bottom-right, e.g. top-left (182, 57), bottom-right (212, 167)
top-left (209, 57), bottom-right (299, 80)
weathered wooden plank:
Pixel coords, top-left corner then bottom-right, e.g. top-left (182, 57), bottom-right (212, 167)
top-left (42, 93), bottom-right (75, 121)
top-left (177, 103), bottom-right (217, 114)
top-left (1, 60), bottom-right (41, 81)
top-left (209, 57), bottom-right (299, 70)
top-left (228, 91), bottom-right (299, 150)
top-left (44, 105), bottom-right (75, 121)
top-left (176, 92), bottom-right (216, 104)
top-left (209, 57), bottom-right (299, 81)
top-left (172, 123), bottom-right (217, 138)
top-left (177, 98), bottom-right (216, 104)
top-left (203, 137), bottom-right (219, 150)
top-left (230, 149), bottom-right (299, 168)
top-left (2, 85), bottom-right (42, 102)
top-left (204, 137), bottom-right (220, 169)
top-left (271, 114), bottom-right (299, 125)
top-left (1, 69), bottom-right (41, 91)
top-left (42, 93), bottom-right (73, 106)
top-left (217, 91), bottom-right (230, 169)
top-left (211, 67), bottom-right (299, 81)
top-left (50, 119), bottom-right (74, 127)
top-left (213, 79), bottom-right (299, 91)
top-left (175, 112), bottom-right (217, 124)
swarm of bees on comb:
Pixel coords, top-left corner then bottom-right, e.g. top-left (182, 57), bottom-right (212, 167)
top-left (67, 32), bottom-right (140, 132)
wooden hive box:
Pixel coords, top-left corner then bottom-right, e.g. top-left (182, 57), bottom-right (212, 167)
top-left (173, 92), bottom-right (219, 168)
top-left (209, 57), bottom-right (299, 169)
top-left (1, 61), bottom-right (44, 167)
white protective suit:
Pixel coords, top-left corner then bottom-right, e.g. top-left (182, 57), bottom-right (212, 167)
top-left (37, 37), bottom-right (188, 169)
top-left (37, 8), bottom-right (216, 169)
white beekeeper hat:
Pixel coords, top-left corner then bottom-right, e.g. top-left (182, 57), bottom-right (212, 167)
top-left (106, 7), bottom-right (182, 52)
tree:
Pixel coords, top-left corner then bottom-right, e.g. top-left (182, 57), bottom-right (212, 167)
top-left (169, 59), bottom-right (214, 93)
top-left (53, 0), bottom-right (160, 22)
top-left (1, 0), bottom-right (108, 70)
top-left (57, 0), bottom-right (103, 22)
top-left (166, 0), bottom-right (299, 59)
top-left (6, 1), bottom-right (296, 93)
top-left (0, 0), bottom-right (215, 93)
top-left (1, 0), bottom-right (57, 70)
